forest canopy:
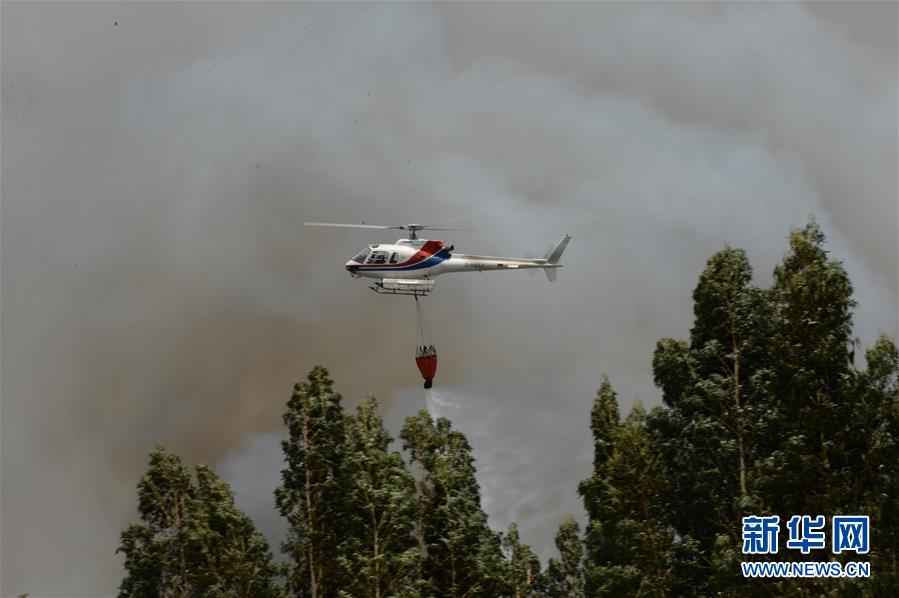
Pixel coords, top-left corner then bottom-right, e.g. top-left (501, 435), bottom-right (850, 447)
top-left (118, 221), bottom-right (898, 597)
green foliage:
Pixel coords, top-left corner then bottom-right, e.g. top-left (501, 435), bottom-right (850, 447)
top-left (846, 337), bottom-right (899, 593)
top-left (337, 396), bottom-right (420, 598)
top-left (502, 522), bottom-right (543, 597)
top-left (544, 514), bottom-right (584, 598)
top-left (759, 219), bottom-right (857, 518)
top-left (580, 390), bottom-right (683, 597)
top-left (117, 445), bottom-right (281, 597)
top-left (400, 410), bottom-right (509, 597)
top-left (643, 220), bottom-right (898, 596)
top-left (647, 244), bottom-right (773, 592)
top-left (276, 366), bottom-right (349, 598)
top-left (589, 375), bottom-right (620, 469)
top-left (272, 371), bottom-right (539, 597)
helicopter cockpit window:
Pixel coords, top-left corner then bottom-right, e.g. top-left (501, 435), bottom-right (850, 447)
top-left (352, 248), bottom-right (371, 263)
top-left (389, 252), bottom-right (399, 264)
top-left (367, 251), bottom-right (389, 265)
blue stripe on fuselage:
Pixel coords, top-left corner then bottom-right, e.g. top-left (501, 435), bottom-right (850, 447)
top-left (359, 252), bottom-right (449, 272)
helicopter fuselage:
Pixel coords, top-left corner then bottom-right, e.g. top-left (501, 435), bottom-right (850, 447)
top-left (345, 238), bottom-right (557, 281)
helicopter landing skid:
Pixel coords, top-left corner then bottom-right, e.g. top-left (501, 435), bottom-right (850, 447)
top-left (370, 278), bottom-right (435, 297)
top-left (370, 286), bottom-right (432, 297)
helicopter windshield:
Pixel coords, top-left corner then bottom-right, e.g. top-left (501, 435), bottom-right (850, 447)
top-left (351, 248), bottom-right (371, 263)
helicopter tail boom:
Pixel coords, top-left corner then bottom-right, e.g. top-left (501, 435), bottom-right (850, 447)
top-left (441, 234), bottom-right (571, 281)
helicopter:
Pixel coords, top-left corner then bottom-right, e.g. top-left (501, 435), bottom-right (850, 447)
top-left (304, 222), bottom-right (571, 297)
top-left (305, 221), bottom-right (570, 388)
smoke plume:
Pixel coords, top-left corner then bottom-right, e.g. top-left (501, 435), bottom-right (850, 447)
top-left (2, 3), bottom-right (895, 594)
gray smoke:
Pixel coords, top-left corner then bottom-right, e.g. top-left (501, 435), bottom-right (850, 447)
top-left (2, 3), bottom-right (896, 595)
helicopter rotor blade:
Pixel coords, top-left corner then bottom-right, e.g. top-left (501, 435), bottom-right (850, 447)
top-left (304, 221), bottom-right (477, 238)
top-left (418, 227), bottom-right (477, 232)
top-left (304, 222), bottom-right (405, 230)
top-left (418, 216), bottom-right (467, 227)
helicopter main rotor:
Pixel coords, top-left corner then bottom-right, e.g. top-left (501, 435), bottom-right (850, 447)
top-left (304, 221), bottom-right (473, 240)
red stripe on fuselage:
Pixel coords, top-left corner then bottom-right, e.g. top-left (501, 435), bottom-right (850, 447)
top-left (358, 240), bottom-right (444, 270)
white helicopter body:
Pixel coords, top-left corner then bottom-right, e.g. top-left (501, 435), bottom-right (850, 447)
top-left (305, 222), bottom-right (570, 296)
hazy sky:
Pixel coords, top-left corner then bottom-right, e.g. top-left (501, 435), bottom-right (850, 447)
top-left (2, 2), bottom-right (896, 595)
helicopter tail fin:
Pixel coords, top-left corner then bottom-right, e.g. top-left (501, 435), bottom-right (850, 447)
top-left (545, 234), bottom-right (571, 264)
top-left (543, 234), bottom-right (571, 282)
